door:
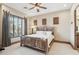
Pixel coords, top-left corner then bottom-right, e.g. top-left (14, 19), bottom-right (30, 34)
top-left (74, 5), bottom-right (79, 48)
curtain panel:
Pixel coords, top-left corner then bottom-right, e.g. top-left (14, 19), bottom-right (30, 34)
top-left (2, 11), bottom-right (11, 47)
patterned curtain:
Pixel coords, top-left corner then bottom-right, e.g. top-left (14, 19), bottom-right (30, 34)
top-left (2, 11), bottom-right (11, 47)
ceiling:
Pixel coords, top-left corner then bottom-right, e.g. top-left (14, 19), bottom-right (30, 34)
top-left (4, 3), bottom-right (73, 16)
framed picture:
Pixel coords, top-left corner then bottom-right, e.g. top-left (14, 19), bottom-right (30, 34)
top-left (34, 20), bottom-right (37, 25)
top-left (53, 17), bottom-right (59, 24)
top-left (42, 18), bottom-right (47, 25)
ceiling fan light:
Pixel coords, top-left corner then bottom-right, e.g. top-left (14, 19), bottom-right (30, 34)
top-left (64, 4), bottom-right (67, 7)
top-left (35, 6), bottom-right (39, 9)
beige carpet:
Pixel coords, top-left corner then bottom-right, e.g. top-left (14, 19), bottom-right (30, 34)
top-left (0, 42), bottom-right (79, 55)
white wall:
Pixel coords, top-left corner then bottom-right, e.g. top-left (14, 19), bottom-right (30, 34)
top-left (70, 4), bottom-right (79, 47)
top-left (27, 10), bottom-right (71, 42)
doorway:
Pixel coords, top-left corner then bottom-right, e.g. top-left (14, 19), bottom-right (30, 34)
top-left (74, 5), bottom-right (79, 49)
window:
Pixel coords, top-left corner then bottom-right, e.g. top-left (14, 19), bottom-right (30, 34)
top-left (9, 15), bottom-right (14, 38)
top-left (18, 18), bottom-right (22, 36)
top-left (53, 17), bottom-right (59, 24)
top-left (8, 14), bottom-right (25, 38)
top-left (42, 18), bottom-right (47, 25)
top-left (14, 16), bottom-right (18, 37)
top-left (22, 19), bottom-right (25, 35)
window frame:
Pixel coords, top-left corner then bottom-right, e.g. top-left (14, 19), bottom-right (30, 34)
top-left (9, 14), bottom-right (25, 38)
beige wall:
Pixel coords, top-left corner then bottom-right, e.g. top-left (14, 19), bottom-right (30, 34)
top-left (27, 10), bottom-right (71, 42)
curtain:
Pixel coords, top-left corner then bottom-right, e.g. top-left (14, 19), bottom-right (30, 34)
top-left (2, 11), bottom-right (11, 47)
top-left (24, 17), bottom-right (27, 35)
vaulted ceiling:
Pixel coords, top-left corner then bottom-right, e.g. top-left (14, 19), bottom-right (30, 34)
top-left (4, 3), bottom-right (73, 16)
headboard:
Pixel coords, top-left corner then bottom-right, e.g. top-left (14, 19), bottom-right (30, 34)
top-left (36, 26), bottom-right (54, 32)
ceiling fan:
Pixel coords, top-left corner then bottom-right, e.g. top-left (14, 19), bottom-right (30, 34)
top-left (29, 3), bottom-right (47, 12)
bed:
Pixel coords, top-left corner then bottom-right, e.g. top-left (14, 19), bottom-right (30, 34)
top-left (20, 26), bottom-right (55, 54)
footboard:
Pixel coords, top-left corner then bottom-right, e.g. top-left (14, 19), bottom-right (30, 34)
top-left (20, 36), bottom-right (49, 54)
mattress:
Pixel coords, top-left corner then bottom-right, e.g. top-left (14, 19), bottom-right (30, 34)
top-left (25, 33), bottom-right (54, 45)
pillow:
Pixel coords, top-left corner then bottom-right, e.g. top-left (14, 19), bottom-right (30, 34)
top-left (36, 31), bottom-right (54, 35)
top-left (36, 31), bottom-right (43, 35)
top-left (43, 31), bottom-right (52, 35)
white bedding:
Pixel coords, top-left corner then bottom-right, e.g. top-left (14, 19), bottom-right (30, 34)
top-left (25, 31), bottom-right (54, 45)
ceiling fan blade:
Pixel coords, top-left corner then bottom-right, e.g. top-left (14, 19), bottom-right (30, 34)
top-left (29, 3), bottom-right (35, 5)
top-left (29, 3), bottom-right (42, 5)
top-left (38, 5), bottom-right (47, 9)
top-left (29, 7), bottom-right (35, 10)
top-left (37, 9), bottom-right (40, 12)
top-left (38, 3), bottom-right (42, 5)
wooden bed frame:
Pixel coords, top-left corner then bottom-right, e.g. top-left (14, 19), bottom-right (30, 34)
top-left (20, 26), bottom-right (54, 54)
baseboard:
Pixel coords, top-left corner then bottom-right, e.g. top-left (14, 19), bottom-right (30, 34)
top-left (54, 40), bottom-right (75, 50)
top-left (54, 40), bottom-right (70, 44)
top-left (69, 42), bottom-right (77, 50)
